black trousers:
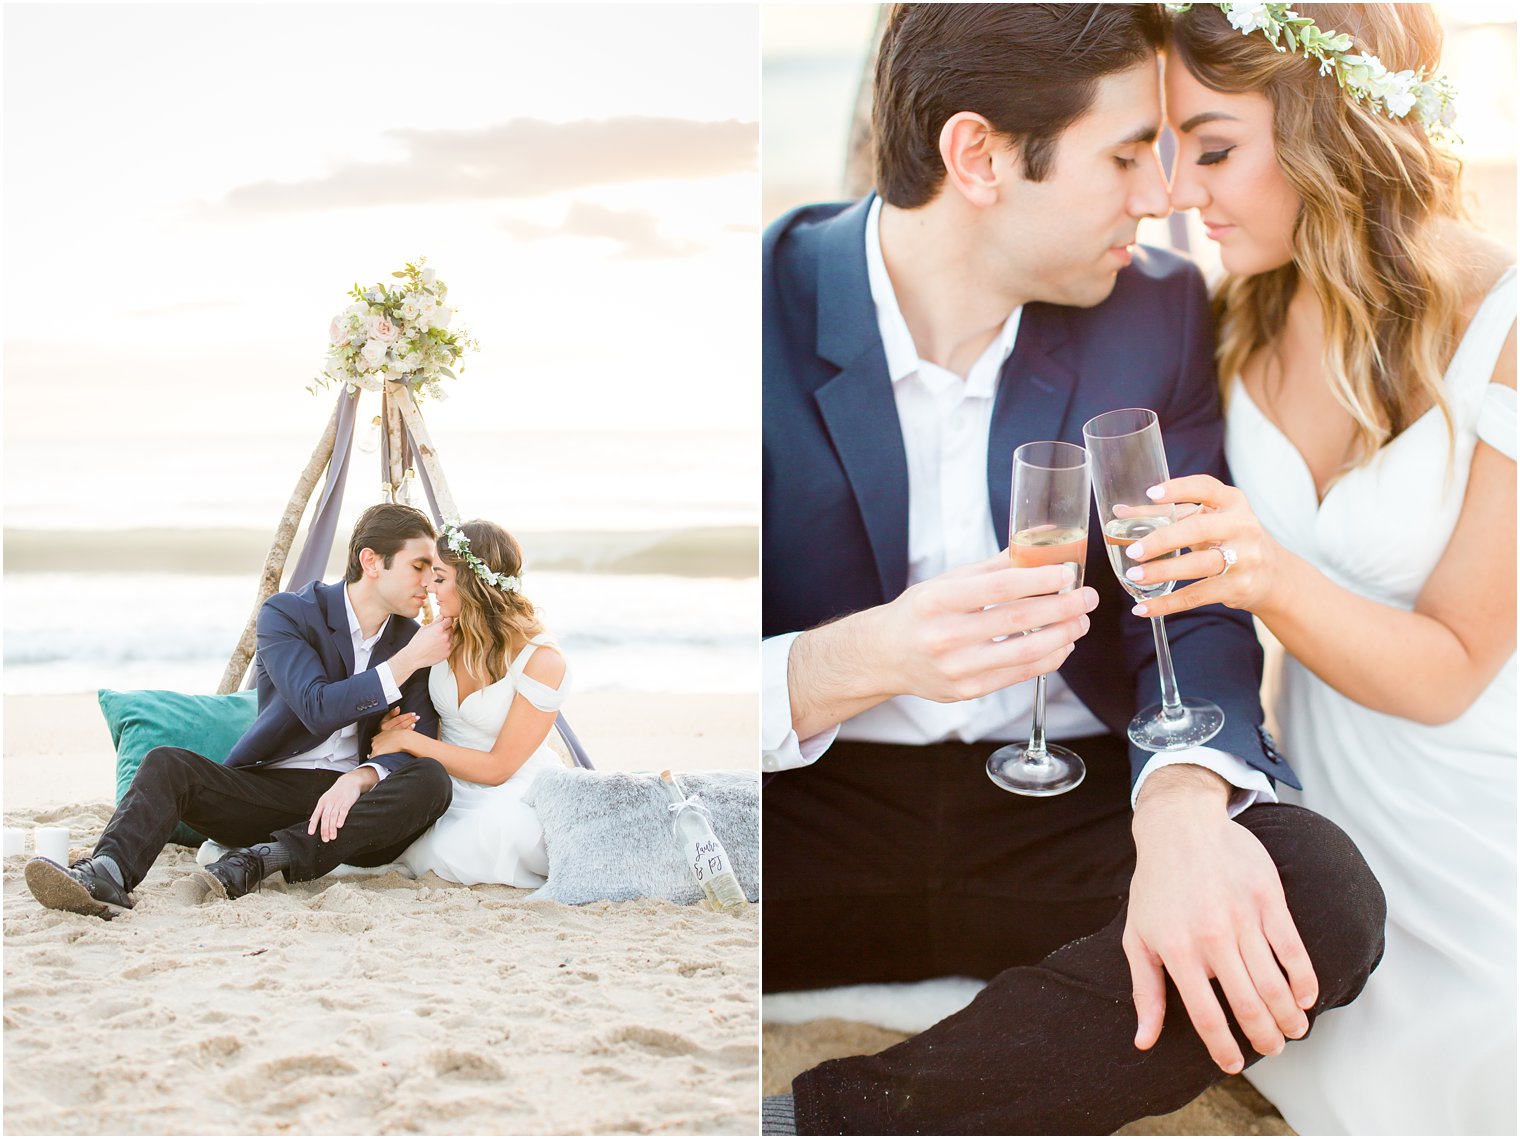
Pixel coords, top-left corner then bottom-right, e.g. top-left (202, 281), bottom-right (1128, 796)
top-left (764, 736), bottom-right (1387, 1135)
top-left (96, 747), bottom-right (453, 891)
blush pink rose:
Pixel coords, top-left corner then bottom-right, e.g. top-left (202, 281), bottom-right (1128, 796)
top-left (366, 315), bottom-right (401, 343)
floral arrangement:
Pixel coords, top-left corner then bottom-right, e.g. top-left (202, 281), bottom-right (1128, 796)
top-left (1168, 3), bottom-right (1459, 142)
top-left (443, 521), bottom-right (521, 593)
top-left (312, 258), bottom-right (478, 402)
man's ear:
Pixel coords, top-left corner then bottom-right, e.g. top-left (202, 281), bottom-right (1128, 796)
top-left (938, 111), bottom-right (1012, 208)
top-left (358, 547), bottom-right (382, 579)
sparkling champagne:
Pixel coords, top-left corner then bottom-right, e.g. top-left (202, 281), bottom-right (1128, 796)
top-left (1010, 525), bottom-right (1087, 588)
top-left (1103, 516), bottom-right (1179, 600)
top-left (659, 771), bottom-right (747, 912)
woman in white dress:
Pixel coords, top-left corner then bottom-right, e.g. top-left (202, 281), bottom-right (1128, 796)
top-left (371, 519), bottom-right (569, 888)
top-left (1122, 4), bottom-right (1515, 1134)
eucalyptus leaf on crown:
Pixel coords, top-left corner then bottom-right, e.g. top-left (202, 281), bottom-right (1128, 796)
top-left (1167, 2), bottom-right (1459, 142)
top-left (311, 257), bottom-right (480, 402)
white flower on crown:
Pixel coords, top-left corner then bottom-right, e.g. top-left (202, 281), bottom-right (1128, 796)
top-left (1226, 2), bottom-right (1271, 34)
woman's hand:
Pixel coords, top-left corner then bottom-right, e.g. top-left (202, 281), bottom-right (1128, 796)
top-left (1121, 474), bottom-right (1284, 619)
top-left (369, 727), bottom-right (421, 758)
top-left (376, 708), bottom-right (418, 734)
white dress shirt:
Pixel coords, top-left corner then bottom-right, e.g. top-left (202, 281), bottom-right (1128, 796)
top-left (264, 584), bottom-right (402, 781)
top-left (761, 198), bottom-right (1274, 815)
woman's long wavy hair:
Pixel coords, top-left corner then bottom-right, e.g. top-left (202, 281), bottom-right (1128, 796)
top-left (441, 520), bottom-right (544, 686)
top-left (1168, 3), bottom-right (1466, 472)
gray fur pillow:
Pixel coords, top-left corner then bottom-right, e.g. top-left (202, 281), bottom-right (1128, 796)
top-left (523, 768), bottom-right (758, 906)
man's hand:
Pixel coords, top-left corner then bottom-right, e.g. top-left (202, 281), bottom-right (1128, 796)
top-left (308, 767), bottom-right (380, 843)
top-left (1125, 766), bottom-right (1318, 1073)
top-left (389, 617), bottom-right (452, 685)
top-left (788, 552), bottom-right (1099, 740)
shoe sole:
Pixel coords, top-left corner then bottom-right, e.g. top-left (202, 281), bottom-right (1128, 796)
top-left (194, 867), bottom-right (247, 902)
top-left (195, 867), bottom-right (230, 901)
top-left (24, 859), bottom-right (129, 920)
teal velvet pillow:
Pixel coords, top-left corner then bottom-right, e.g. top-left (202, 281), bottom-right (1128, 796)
top-left (98, 688), bottom-right (260, 848)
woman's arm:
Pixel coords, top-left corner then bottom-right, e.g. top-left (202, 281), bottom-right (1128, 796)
top-left (1125, 323), bottom-right (1516, 725)
top-left (369, 647), bottom-right (568, 784)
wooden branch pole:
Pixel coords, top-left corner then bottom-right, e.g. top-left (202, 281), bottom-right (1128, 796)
top-left (390, 382), bottom-right (460, 521)
top-left (382, 388), bottom-right (407, 502)
top-left (216, 401), bottom-right (342, 694)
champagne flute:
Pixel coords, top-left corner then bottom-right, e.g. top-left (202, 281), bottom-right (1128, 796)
top-left (1082, 408), bottom-right (1224, 751)
top-left (986, 441), bottom-right (1089, 796)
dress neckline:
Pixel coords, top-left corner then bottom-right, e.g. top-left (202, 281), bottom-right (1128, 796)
top-left (446, 639), bottom-right (545, 708)
top-left (1230, 262), bottom-right (1516, 510)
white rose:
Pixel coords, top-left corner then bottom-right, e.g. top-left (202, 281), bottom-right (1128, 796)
top-left (361, 339), bottom-right (389, 369)
top-left (421, 268), bottom-right (437, 286)
top-left (432, 305), bottom-right (451, 329)
top-left (399, 295), bottom-right (423, 321)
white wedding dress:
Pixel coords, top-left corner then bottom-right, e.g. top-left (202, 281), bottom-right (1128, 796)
top-left (399, 638), bottom-right (569, 888)
top-left (1232, 267), bottom-right (1516, 1135)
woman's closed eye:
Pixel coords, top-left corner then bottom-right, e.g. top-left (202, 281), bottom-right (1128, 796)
top-left (1198, 145), bottom-right (1238, 166)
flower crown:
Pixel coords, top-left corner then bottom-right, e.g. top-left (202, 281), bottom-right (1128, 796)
top-left (442, 521), bottom-right (521, 594)
top-left (1168, 3), bottom-right (1459, 143)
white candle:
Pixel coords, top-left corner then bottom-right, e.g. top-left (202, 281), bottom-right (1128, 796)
top-left (33, 826), bottom-right (70, 865)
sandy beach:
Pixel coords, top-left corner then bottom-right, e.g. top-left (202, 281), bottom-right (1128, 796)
top-left (3, 691), bottom-right (759, 1135)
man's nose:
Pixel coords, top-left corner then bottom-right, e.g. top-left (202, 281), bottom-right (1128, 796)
top-left (1131, 146), bottom-right (1172, 220)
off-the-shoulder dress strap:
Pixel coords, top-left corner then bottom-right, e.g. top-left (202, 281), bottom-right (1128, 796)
top-left (1452, 265), bottom-right (1516, 397)
top-left (509, 636), bottom-right (569, 713)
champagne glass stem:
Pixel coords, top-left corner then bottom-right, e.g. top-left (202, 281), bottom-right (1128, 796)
top-left (1026, 674), bottom-right (1050, 761)
top-left (1149, 615), bottom-right (1188, 721)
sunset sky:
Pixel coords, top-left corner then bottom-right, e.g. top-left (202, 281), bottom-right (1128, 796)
top-left (4, 4), bottom-right (760, 442)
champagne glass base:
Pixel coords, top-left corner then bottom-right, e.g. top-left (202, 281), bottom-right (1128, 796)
top-left (986, 743), bottom-right (1086, 797)
top-left (1128, 697), bottom-right (1225, 752)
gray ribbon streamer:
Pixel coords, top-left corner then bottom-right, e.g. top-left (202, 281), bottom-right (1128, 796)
top-left (286, 388), bottom-right (360, 593)
top-left (242, 389), bottom-right (359, 689)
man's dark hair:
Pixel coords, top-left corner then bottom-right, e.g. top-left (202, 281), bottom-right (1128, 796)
top-left (873, 4), bottom-right (1165, 207)
top-left (344, 502), bottom-right (436, 583)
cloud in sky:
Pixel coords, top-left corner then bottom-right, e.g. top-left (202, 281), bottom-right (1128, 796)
top-left (500, 201), bottom-right (707, 260)
top-left (222, 117), bottom-right (757, 214)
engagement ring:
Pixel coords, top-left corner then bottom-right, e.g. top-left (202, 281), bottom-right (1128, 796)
top-left (1215, 545), bottom-right (1238, 577)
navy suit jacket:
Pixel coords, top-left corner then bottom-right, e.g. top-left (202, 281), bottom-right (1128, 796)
top-left (762, 196), bottom-right (1297, 789)
top-left (223, 579), bottom-right (439, 774)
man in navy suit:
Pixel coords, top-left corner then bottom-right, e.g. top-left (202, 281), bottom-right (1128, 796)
top-left (761, 6), bottom-right (1384, 1134)
top-left (27, 502), bottom-right (454, 918)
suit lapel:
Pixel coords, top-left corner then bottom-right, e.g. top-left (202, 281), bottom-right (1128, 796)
top-left (987, 304), bottom-right (1080, 547)
top-left (319, 581), bottom-right (357, 677)
top-left (813, 197), bottom-right (911, 603)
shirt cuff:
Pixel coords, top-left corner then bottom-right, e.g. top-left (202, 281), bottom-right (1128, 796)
top-left (761, 632), bottom-right (840, 773)
top-left (1130, 746), bottom-right (1277, 819)
top-left (375, 660), bottom-right (402, 706)
top-left (357, 761), bottom-right (389, 782)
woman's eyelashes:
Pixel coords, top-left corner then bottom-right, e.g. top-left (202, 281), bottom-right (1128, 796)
top-left (1198, 145), bottom-right (1238, 166)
